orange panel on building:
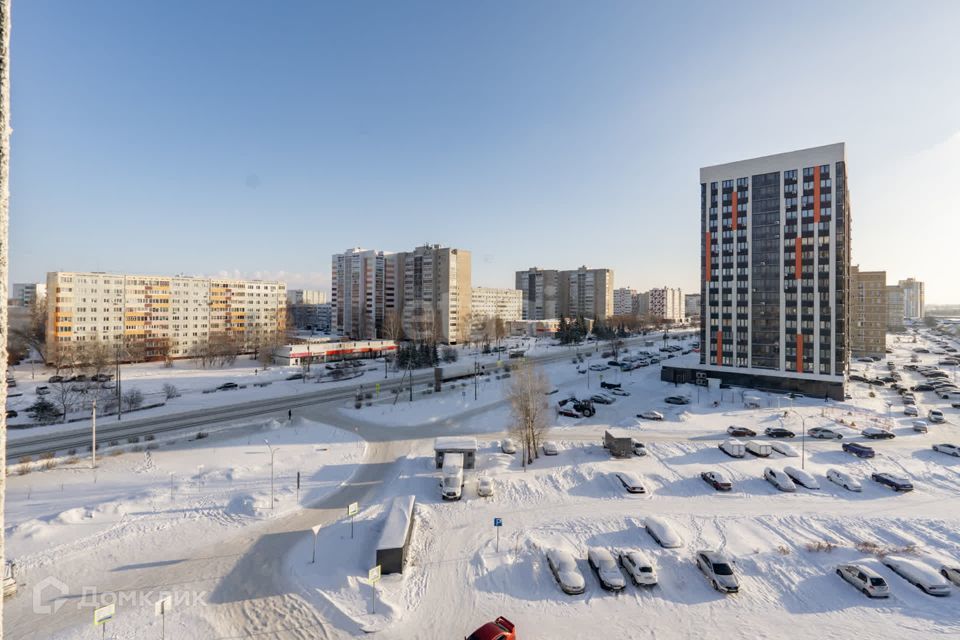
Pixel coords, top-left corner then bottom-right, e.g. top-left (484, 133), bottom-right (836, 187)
top-left (716, 331), bottom-right (723, 366)
top-left (796, 333), bottom-right (803, 373)
top-left (731, 191), bottom-right (738, 230)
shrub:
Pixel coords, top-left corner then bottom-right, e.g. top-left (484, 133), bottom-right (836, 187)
top-left (776, 545), bottom-right (791, 556)
top-left (18, 455), bottom-right (31, 465)
top-left (109, 440), bottom-right (119, 448)
top-left (16, 464), bottom-right (31, 476)
top-left (122, 388), bottom-right (144, 410)
top-left (145, 434), bottom-right (155, 441)
top-left (195, 431), bottom-right (208, 440)
top-left (67, 448), bottom-right (77, 456)
top-left (109, 449), bottom-right (123, 457)
top-left (65, 456), bottom-right (79, 465)
top-left (162, 383), bottom-right (180, 399)
top-left (127, 436), bottom-right (140, 444)
top-left (42, 458), bottom-right (57, 470)
top-left (805, 540), bottom-right (837, 553)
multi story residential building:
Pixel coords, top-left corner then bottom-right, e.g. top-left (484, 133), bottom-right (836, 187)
top-left (558, 266), bottom-right (614, 322)
top-left (886, 285), bottom-right (905, 331)
top-left (471, 287), bottom-right (522, 324)
top-left (10, 282), bottom-right (46, 307)
top-left (633, 291), bottom-right (650, 316)
top-left (898, 278), bottom-right (925, 319)
top-left (331, 248), bottom-right (393, 340)
top-left (45, 272), bottom-right (285, 362)
top-left (647, 287), bottom-right (684, 322)
top-left (290, 302), bottom-right (332, 332)
top-left (850, 266), bottom-right (888, 359)
top-left (515, 268), bottom-right (560, 320)
top-left (613, 288), bottom-right (637, 316)
top-left (286, 289), bottom-right (327, 305)
top-left (396, 244), bottom-right (471, 344)
top-left (684, 294), bottom-right (702, 318)
top-left (664, 143), bottom-right (850, 399)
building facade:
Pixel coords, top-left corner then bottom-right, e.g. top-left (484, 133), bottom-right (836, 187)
top-left (898, 278), bottom-right (925, 320)
top-left (290, 302), bottom-right (332, 332)
top-left (647, 287), bottom-right (684, 322)
top-left (471, 287), bottom-right (522, 324)
top-left (886, 285), bottom-right (905, 331)
top-left (396, 244), bottom-right (471, 344)
top-left (287, 289), bottom-right (327, 305)
top-left (684, 294), bottom-right (702, 318)
top-left (613, 288), bottom-right (637, 316)
top-left (677, 143), bottom-right (851, 399)
top-left (850, 266), bottom-right (888, 359)
top-left (10, 282), bottom-right (46, 307)
top-left (515, 268), bottom-right (560, 320)
top-left (331, 248), bottom-right (393, 341)
top-left (558, 266), bottom-right (614, 321)
top-left (46, 272), bottom-right (286, 362)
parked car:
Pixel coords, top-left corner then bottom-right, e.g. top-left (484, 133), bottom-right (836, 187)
top-left (770, 442), bottom-right (799, 457)
top-left (217, 382), bottom-right (239, 391)
top-left (882, 556), bottom-right (952, 596)
top-left (872, 472), bottom-right (914, 492)
top-left (764, 467), bottom-right (797, 492)
top-left (784, 466), bottom-right (819, 489)
top-left (696, 550), bottom-right (739, 593)
top-left (47, 375), bottom-right (64, 383)
top-left (827, 468), bottom-right (862, 492)
top-left (836, 563), bottom-right (890, 598)
top-left (545, 549), bottom-right (586, 595)
top-left (719, 440), bottom-right (746, 458)
top-left (932, 443), bottom-right (960, 457)
top-left (808, 427), bottom-right (843, 440)
top-left (727, 425), bottom-right (756, 438)
top-left (587, 548), bottom-right (626, 591)
top-left (645, 516), bottom-right (683, 549)
top-left (611, 388), bottom-right (630, 397)
top-left (542, 441), bottom-right (559, 456)
top-left (940, 565), bottom-right (960, 587)
top-left (501, 438), bottom-right (517, 454)
top-left (558, 409), bottom-right (582, 419)
top-left (701, 471), bottom-right (732, 491)
top-left (35, 386), bottom-right (50, 395)
top-left (5, 409), bottom-right (17, 419)
top-left (631, 440), bottom-right (647, 457)
top-left (614, 471), bottom-right (647, 494)
top-left (913, 420), bottom-right (929, 433)
top-left (588, 364), bottom-right (608, 372)
top-left (904, 405), bottom-right (919, 417)
top-left (590, 393), bottom-right (615, 405)
top-left (466, 616), bottom-right (516, 640)
top-left (861, 427), bottom-right (895, 440)
top-left (619, 550), bottom-right (657, 587)
top-left (637, 410), bottom-right (664, 421)
top-left (600, 381), bottom-right (621, 390)
top-left (477, 476), bottom-right (494, 498)
top-left (764, 427), bottom-right (795, 438)
top-left (664, 395), bottom-right (690, 405)
top-left (929, 409), bottom-right (945, 423)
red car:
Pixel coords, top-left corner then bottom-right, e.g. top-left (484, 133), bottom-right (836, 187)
top-left (466, 616), bottom-right (517, 640)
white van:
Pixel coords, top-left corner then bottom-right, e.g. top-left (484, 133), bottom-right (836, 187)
top-left (440, 453), bottom-right (464, 501)
top-left (745, 441), bottom-right (772, 457)
top-left (719, 440), bottom-right (746, 458)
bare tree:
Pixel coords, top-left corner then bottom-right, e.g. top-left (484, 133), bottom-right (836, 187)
top-left (507, 362), bottom-right (551, 467)
top-left (10, 295), bottom-right (46, 360)
top-left (49, 380), bottom-right (82, 424)
top-left (493, 316), bottom-right (507, 351)
top-left (77, 339), bottom-right (111, 378)
top-left (456, 310), bottom-right (473, 346)
top-left (383, 308), bottom-right (404, 343)
top-left (47, 342), bottom-right (76, 377)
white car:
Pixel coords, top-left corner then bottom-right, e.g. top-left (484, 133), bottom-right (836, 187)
top-left (631, 440), bottom-right (647, 457)
top-left (913, 419), bottom-right (930, 433)
top-left (645, 516), bottom-right (683, 549)
top-left (933, 443), bottom-right (960, 457)
top-left (808, 427), bottom-right (843, 440)
top-left (940, 565), bottom-right (960, 587)
top-left (477, 476), bottom-right (494, 497)
top-left (929, 409), bottom-right (945, 423)
top-left (587, 547), bottom-right (626, 591)
top-left (542, 441), bottom-right (559, 456)
top-left (695, 550), bottom-right (740, 593)
top-left (611, 388), bottom-right (630, 397)
top-left (836, 563), bottom-right (890, 598)
top-left (882, 556), bottom-right (952, 597)
top-left (637, 410), bottom-right (664, 421)
top-left (770, 442), bottom-right (799, 457)
top-left (501, 438), bottom-right (517, 454)
top-left (784, 466), bottom-right (820, 489)
top-left (904, 405), bottom-right (919, 416)
top-left (545, 548), bottom-right (586, 595)
top-left (619, 550), bottom-right (657, 587)
top-left (826, 468), bottom-right (862, 492)
top-left (764, 467), bottom-right (797, 492)
top-left (614, 471), bottom-right (647, 494)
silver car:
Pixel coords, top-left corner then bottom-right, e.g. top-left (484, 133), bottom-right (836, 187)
top-left (836, 563), bottom-right (890, 598)
top-left (587, 547), bottom-right (626, 591)
top-left (696, 550), bottom-right (739, 593)
top-left (546, 548), bottom-right (585, 595)
top-left (619, 550), bottom-right (657, 587)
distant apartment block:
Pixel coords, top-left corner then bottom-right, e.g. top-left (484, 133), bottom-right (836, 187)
top-left (558, 266), bottom-right (614, 321)
top-left (898, 278), bottom-right (925, 319)
top-left (10, 282), bottom-right (46, 307)
top-left (331, 248), bottom-right (394, 341)
top-left (471, 287), bottom-right (522, 323)
top-left (515, 268), bottom-right (560, 320)
top-left (287, 289), bottom-right (327, 305)
top-left (613, 287), bottom-right (637, 316)
top-left (290, 302), bottom-right (332, 332)
top-left (684, 293), bottom-right (702, 318)
top-left (46, 271), bottom-right (286, 362)
top-left (850, 266), bottom-right (888, 359)
top-left (647, 287), bottom-right (684, 322)
top-left (633, 291), bottom-right (650, 316)
top-left (886, 285), bottom-right (905, 331)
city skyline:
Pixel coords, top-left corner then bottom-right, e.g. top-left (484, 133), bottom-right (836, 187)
top-left (10, 2), bottom-right (960, 303)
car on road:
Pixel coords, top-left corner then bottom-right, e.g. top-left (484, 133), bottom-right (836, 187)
top-left (836, 563), bottom-right (890, 598)
top-left (614, 471), bottom-right (647, 494)
top-left (501, 438), bottom-right (517, 454)
top-left (861, 427), bottom-right (895, 440)
top-left (588, 364), bottom-right (609, 372)
top-left (913, 420), bottom-right (929, 433)
top-left (696, 550), bottom-right (739, 593)
top-left (619, 550), bottom-right (657, 587)
top-left (611, 388), bottom-right (630, 397)
top-left (727, 425), bottom-right (756, 438)
top-left (466, 616), bottom-right (516, 640)
top-left (808, 427), bottom-right (843, 440)
top-left (590, 393), bottom-right (615, 405)
top-left (764, 467), bottom-right (797, 492)
top-left (701, 471), bottom-right (732, 491)
top-left (587, 548), bottom-right (626, 591)
top-left (664, 395), bottom-right (691, 405)
top-left (940, 565), bottom-right (960, 587)
top-left (827, 468), bottom-right (862, 492)
top-left (932, 443), bottom-right (960, 457)
top-left (47, 375), bottom-right (64, 383)
top-left (645, 516), bottom-right (683, 549)
top-left (477, 476), bottom-right (494, 498)
top-left (764, 427), bottom-right (795, 438)
top-left (904, 405), bottom-right (919, 417)
top-left (929, 409), bottom-right (945, 423)
top-left (637, 410), bottom-right (664, 421)
top-left (542, 441), bottom-right (559, 456)
top-left (217, 382), bottom-right (239, 391)
top-left (784, 466), bottom-right (820, 489)
top-left (600, 381), bottom-right (621, 390)
top-left (545, 549), bottom-right (586, 595)
top-left (872, 472), bottom-right (914, 492)
top-left (882, 556), bottom-right (952, 596)
top-left (770, 442), bottom-right (799, 457)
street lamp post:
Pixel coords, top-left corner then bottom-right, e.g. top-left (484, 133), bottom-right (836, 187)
top-left (91, 397), bottom-right (97, 469)
top-left (265, 440), bottom-right (276, 509)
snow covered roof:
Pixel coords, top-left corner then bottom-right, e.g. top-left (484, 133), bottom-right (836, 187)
top-left (377, 495), bottom-right (416, 551)
top-left (434, 436), bottom-right (478, 452)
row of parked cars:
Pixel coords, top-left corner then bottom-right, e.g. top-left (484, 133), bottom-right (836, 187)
top-left (838, 557), bottom-right (959, 598)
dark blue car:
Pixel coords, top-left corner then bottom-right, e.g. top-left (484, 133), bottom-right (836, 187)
top-left (842, 442), bottom-right (875, 458)
top-left (871, 472), bottom-right (914, 492)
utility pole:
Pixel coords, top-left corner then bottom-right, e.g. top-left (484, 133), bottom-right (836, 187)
top-left (0, 8), bottom-right (11, 634)
top-left (265, 440), bottom-right (276, 509)
top-left (91, 397), bottom-right (97, 469)
top-left (115, 342), bottom-right (122, 421)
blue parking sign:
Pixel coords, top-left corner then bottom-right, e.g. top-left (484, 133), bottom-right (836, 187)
top-left (494, 517), bottom-right (502, 527)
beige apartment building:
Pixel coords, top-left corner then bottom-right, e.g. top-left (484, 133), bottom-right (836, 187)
top-left (850, 266), bottom-right (888, 359)
top-left (470, 287), bottom-right (522, 325)
top-left (46, 271), bottom-right (286, 362)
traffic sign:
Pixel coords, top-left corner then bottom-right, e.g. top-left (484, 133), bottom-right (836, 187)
top-left (494, 517), bottom-right (502, 527)
top-left (347, 502), bottom-right (359, 517)
top-left (93, 603), bottom-right (115, 625)
top-left (368, 565), bottom-right (381, 583)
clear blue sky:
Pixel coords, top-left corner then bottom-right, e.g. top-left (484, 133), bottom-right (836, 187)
top-left (10, 1), bottom-right (960, 303)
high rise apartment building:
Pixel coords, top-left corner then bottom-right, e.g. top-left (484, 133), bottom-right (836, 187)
top-left (558, 266), bottom-right (614, 322)
top-left (886, 285), bottom-right (905, 331)
top-left (10, 282), bottom-right (46, 307)
top-left (515, 268), bottom-right (560, 320)
top-left (46, 272), bottom-right (286, 362)
top-left (850, 266), bottom-right (887, 359)
top-left (287, 289), bottom-right (327, 305)
top-left (613, 288), bottom-right (637, 316)
top-left (898, 278), bottom-right (925, 320)
top-left (684, 294), bottom-right (702, 319)
top-left (471, 287), bottom-right (522, 323)
top-left (678, 143), bottom-right (850, 399)
top-left (648, 287), bottom-right (684, 322)
top-left (331, 248), bottom-right (393, 341)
